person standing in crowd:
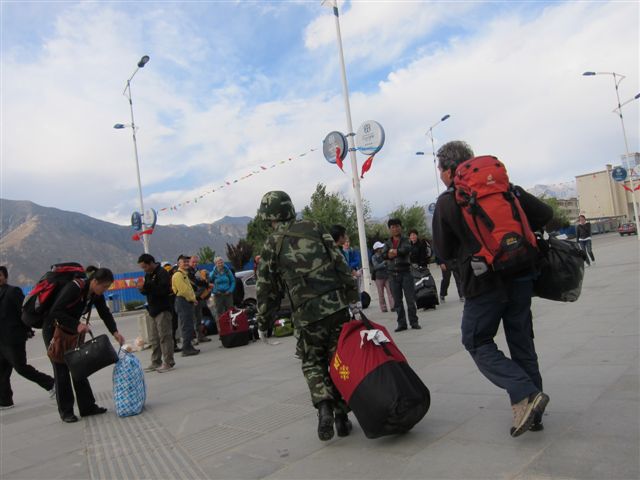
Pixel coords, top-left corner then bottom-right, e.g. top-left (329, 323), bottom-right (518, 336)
top-left (187, 255), bottom-right (212, 344)
top-left (432, 140), bottom-right (552, 437)
top-left (436, 255), bottom-right (464, 303)
top-left (384, 219), bottom-right (421, 331)
top-left (172, 255), bottom-right (200, 357)
top-left (256, 191), bottom-right (359, 441)
top-left (138, 254), bottom-right (175, 373)
top-left (162, 262), bottom-right (181, 352)
top-left (0, 266), bottom-right (55, 409)
top-left (408, 229), bottom-right (432, 268)
top-left (576, 214), bottom-right (596, 267)
top-left (209, 257), bottom-right (236, 319)
top-left (371, 242), bottom-right (394, 313)
top-left (44, 268), bottom-right (125, 423)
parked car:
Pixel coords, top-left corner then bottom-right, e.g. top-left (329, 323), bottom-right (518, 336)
top-left (618, 223), bottom-right (637, 236)
top-left (234, 270), bottom-right (291, 315)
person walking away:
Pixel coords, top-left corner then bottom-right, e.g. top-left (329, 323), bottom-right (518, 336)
top-left (384, 219), bottom-right (421, 331)
top-left (171, 255), bottom-right (200, 357)
top-left (371, 242), bottom-right (394, 313)
top-left (0, 266), bottom-right (55, 409)
top-left (209, 257), bottom-right (236, 320)
top-left (44, 268), bottom-right (125, 423)
top-left (432, 140), bottom-right (552, 437)
top-left (188, 256), bottom-right (212, 344)
top-left (576, 215), bottom-right (595, 266)
top-left (435, 255), bottom-right (464, 303)
top-left (138, 254), bottom-right (175, 373)
top-left (256, 191), bottom-right (360, 441)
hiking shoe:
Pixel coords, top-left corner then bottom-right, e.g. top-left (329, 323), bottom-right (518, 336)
top-left (335, 413), bottom-right (353, 437)
top-left (394, 326), bottom-right (408, 332)
top-left (156, 364), bottom-right (174, 373)
top-left (144, 365), bottom-right (159, 372)
top-left (317, 401), bottom-right (334, 441)
top-left (530, 411), bottom-right (544, 431)
top-left (182, 347), bottom-right (200, 357)
top-left (62, 413), bottom-right (78, 423)
top-left (510, 392), bottom-right (549, 437)
top-left (81, 405), bottom-right (107, 417)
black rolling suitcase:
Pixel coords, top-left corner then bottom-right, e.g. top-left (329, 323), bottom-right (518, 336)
top-left (412, 266), bottom-right (439, 310)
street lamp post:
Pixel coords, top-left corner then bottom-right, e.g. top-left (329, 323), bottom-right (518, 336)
top-left (583, 71), bottom-right (640, 240)
top-left (116, 55), bottom-right (151, 253)
top-left (426, 114), bottom-right (450, 195)
top-left (322, 1), bottom-right (371, 294)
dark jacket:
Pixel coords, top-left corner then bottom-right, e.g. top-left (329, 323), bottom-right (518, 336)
top-left (44, 280), bottom-right (118, 340)
top-left (0, 285), bottom-right (30, 344)
top-left (140, 264), bottom-right (173, 317)
top-left (576, 223), bottom-right (592, 241)
top-left (433, 185), bottom-right (552, 299)
top-left (383, 235), bottom-right (412, 273)
top-left (409, 239), bottom-right (431, 268)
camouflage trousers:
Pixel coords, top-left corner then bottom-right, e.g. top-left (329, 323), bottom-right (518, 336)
top-left (299, 308), bottom-right (350, 414)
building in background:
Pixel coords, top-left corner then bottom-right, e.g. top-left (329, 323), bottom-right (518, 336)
top-left (556, 198), bottom-right (580, 221)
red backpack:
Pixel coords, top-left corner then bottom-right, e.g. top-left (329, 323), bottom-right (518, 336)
top-left (454, 156), bottom-right (538, 276)
top-left (22, 262), bottom-right (86, 328)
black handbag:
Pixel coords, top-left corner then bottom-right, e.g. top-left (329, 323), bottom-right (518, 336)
top-left (64, 307), bottom-right (118, 380)
top-left (534, 234), bottom-right (587, 302)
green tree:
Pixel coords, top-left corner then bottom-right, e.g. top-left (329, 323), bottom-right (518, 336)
top-left (246, 211), bottom-right (271, 256)
top-left (540, 196), bottom-right (570, 232)
top-left (301, 183), bottom-right (370, 246)
top-left (387, 203), bottom-right (430, 239)
top-left (365, 222), bottom-right (389, 246)
top-left (226, 239), bottom-right (254, 271)
top-left (197, 246), bottom-right (216, 264)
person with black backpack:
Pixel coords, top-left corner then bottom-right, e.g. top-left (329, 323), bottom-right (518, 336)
top-left (432, 140), bottom-right (553, 438)
top-left (44, 268), bottom-right (125, 423)
top-left (0, 266), bottom-right (55, 409)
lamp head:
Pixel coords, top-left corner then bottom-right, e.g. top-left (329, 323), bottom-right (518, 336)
top-left (137, 55), bottom-right (150, 68)
top-left (113, 123), bottom-right (126, 129)
top-left (635, 93), bottom-right (640, 100)
top-left (416, 151), bottom-right (425, 155)
top-left (441, 114), bottom-right (451, 121)
top-left (582, 71), bottom-right (596, 76)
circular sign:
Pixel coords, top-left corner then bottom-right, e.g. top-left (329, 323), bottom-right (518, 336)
top-left (612, 166), bottom-right (628, 182)
top-left (428, 203), bottom-right (436, 214)
top-left (355, 120), bottom-right (385, 156)
top-left (144, 208), bottom-right (158, 229)
top-left (323, 131), bottom-right (348, 164)
top-left (131, 211), bottom-right (142, 231)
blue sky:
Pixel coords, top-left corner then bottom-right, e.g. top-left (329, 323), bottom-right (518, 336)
top-left (1, 1), bottom-right (638, 226)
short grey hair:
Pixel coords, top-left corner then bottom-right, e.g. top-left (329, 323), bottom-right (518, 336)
top-left (437, 140), bottom-right (474, 174)
top-left (214, 256), bottom-right (224, 263)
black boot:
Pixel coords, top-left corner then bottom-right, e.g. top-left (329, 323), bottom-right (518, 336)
top-left (334, 413), bottom-right (353, 437)
top-left (316, 401), bottom-right (334, 441)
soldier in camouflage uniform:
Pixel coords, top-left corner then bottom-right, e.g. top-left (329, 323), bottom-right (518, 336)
top-left (256, 191), bottom-right (360, 441)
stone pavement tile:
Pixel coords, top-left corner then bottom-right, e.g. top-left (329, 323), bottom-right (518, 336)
top-left (568, 398), bottom-right (639, 441)
top-left (10, 427), bottom-right (86, 465)
top-left (2, 449), bottom-right (89, 480)
top-left (540, 384), bottom-right (612, 413)
top-left (541, 364), bottom-right (629, 387)
top-left (199, 451), bottom-right (285, 479)
top-left (601, 371), bottom-right (639, 401)
top-left (416, 364), bottom-right (477, 386)
top-left (435, 370), bottom-right (513, 397)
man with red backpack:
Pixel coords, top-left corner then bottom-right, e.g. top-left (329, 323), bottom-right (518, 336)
top-left (432, 140), bottom-right (553, 438)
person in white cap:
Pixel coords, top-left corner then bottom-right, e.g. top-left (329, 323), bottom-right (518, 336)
top-left (370, 241), bottom-right (394, 313)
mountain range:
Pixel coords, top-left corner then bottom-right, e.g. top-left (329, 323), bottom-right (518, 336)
top-left (526, 182), bottom-right (577, 200)
top-left (0, 199), bottom-right (250, 286)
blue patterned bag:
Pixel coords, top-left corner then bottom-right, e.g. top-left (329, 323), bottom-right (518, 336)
top-left (113, 349), bottom-right (146, 417)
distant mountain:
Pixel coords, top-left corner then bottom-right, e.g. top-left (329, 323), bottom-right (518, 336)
top-left (527, 182), bottom-right (577, 200)
top-left (0, 199), bottom-right (250, 286)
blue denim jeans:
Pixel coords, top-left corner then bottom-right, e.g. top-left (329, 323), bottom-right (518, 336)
top-left (461, 278), bottom-right (542, 404)
top-left (578, 239), bottom-right (595, 265)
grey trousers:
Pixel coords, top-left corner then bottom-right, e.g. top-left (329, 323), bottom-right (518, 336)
top-left (148, 311), bottom-right (174, 366)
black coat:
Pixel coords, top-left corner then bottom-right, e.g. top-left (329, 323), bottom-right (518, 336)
top-left (140, 264), bottom-right (173, 317)
top-left (0, 285), bottom-right (29, 345)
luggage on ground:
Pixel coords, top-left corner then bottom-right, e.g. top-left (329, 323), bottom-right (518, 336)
top-left (218, 307), bottom-right (251, 348)
top-left (273, 317), bottom-right (294, 337)
top-left (534, 234), bottom-right (587, 302)
top-left (412, 266), bottom-right (439, 309)
top-left (22, 262), bottom-right (87, 328)
top-left (65, 331), bottom-right (119, 380)
top-left (330, 312), bottom-right (430, 439)
top-left (360, 291), bottom-right (371, 309)
top-left (113, 349), bottom-right (146, 417)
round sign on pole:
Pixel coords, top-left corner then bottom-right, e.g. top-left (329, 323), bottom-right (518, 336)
top-left (323, 131), bottom-right (348, 164)
top-left (131, 211), bottom-right (142, 231)
top-left (612, 166), bottom-right (628, 182)
top-left (144, 208), bottom-right (158, 229)
top-left (428, 203), bottom-right (436, 214)
top-left (355, 120), bottom-right (385, 156)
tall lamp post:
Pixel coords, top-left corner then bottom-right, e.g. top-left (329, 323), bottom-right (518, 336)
top-left (583, 71), bottom-right (640, 240)
top-left (425, 114), bottom-right (450, 195)
top-left (116, 55), bottom-right (151, 253)
top-left (322, 0), bottom-right (371, 294)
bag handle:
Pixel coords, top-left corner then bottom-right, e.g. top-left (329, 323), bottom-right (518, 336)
top-left (355, 310), bottom-right (393, 358)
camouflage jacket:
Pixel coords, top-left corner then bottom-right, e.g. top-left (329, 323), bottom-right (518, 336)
top-left (256, 219), bottom-right (359, 330)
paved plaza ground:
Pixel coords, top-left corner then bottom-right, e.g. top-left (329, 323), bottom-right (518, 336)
top-left (1, 233), bottom-right (638, 480)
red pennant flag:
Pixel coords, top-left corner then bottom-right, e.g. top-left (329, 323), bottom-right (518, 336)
top-left (131, 228), bottom-right (154, 242)
top-left (622, 185), bottom-right (633, 192)
top-left (635, 185), bottom-right (640, 191)
top-left (360, 155), bottom-right (374, 178)
top-left (336, 147), bottom-right (344, 172)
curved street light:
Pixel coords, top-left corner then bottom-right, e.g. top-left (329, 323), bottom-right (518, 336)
top-left (583, 71), bottom-right (640, 240)
top-left (425, 114), bottom-right (451, 195)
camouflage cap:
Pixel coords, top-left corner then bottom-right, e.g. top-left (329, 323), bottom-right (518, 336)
top-left (259, 191), bottom-right (296, 222)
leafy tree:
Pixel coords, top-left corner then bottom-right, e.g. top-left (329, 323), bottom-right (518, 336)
top-left (226, 239), bottom-right (254, 271)
top-left (301, 183), bottom-right (370, 247)
top-left (540, 196), bottom-right (570, 232)
top-left (365, 222), bottom-right (389, 247)
top-left (246, 211), bottom-right (271, 256)
top-left (387, 203), bottom-right (430, 239)
top-left (197, 246), bottom-right (216, 264)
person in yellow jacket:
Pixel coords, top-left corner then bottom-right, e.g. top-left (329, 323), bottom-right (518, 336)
top-left (171, 255), bottom-right (199, 356)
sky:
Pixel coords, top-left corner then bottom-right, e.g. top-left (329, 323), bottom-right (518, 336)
top-left (1, 0), bottom-right (638, 227)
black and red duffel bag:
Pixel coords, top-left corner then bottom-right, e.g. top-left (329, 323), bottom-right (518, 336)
top-left (330, 312), bottom-right (430, 439)
top-left (218, 308), bottom-right (251, 348)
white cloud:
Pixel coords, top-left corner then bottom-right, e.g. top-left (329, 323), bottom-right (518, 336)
top-left (2, 1), bottom-right (638, 230)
